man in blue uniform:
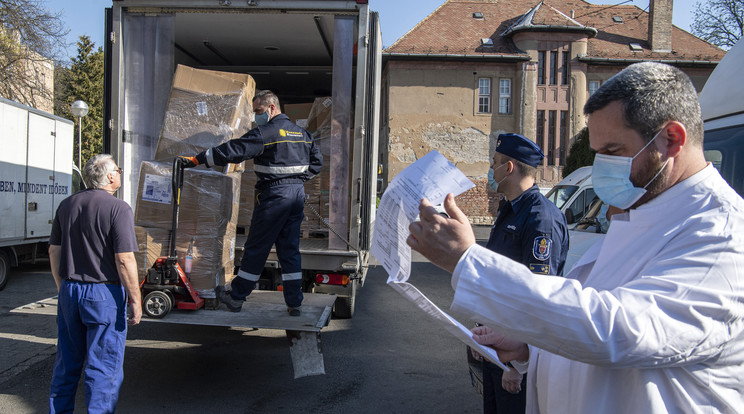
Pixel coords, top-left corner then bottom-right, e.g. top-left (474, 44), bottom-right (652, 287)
top-left (49, 154), bottom-right (141, 413)
top-left (182, 90), bottom-right (322, 316)
top-left (480, 133), bottom-right (568, 414)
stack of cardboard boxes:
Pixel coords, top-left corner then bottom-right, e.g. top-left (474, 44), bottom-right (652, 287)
top-left (299, 97), bottom-right (333, 236)
top-left (133, 65), bottom-right (255, 294)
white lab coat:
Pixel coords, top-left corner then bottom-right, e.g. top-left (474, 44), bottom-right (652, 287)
top-left (451, 165), bottom-right (744, 413)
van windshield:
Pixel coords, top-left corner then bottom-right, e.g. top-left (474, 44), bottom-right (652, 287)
top-left (704, 124), bottom-right (744, 197)
top-left (544, 185), bottom-right (579, 209)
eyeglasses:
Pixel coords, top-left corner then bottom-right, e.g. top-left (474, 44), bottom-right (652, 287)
top-left (115, 167), bottom-right (123, 175)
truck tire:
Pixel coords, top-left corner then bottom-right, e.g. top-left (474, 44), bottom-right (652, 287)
top-left (0, 250), bottom-right (9, 291)
top-left (333, 278), bottom-right (357, 319)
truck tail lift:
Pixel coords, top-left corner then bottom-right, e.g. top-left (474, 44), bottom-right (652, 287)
top-left (140, 157), bottom-right (204, 318)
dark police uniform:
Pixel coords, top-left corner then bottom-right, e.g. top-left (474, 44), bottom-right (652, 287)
top-left (481, 134), bottom-right (568, 414)
top-left (195, 113), bottom-right (323, 309)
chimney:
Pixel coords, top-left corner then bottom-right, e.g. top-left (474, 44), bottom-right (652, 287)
top-left (648, 0), bottom-right (673, 53)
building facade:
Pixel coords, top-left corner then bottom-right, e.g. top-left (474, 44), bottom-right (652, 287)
top-left (381, 0), bottom-right (724, 222)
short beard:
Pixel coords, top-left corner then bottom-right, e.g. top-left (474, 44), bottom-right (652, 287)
top-left (630, 151), bottom-right (669, 208)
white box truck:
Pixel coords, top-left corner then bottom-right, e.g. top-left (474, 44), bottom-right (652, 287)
top-left (102, 1), bottom-right (381, 320)
top-left (0, 97), bottom-right (85, 290)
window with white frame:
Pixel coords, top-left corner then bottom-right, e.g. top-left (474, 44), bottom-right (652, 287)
top-left (478, 78), bottom-right (491, 113)
top-left (498, 78), bottom-right (511, 114)
top-left (589, 80), bottom-right (600, 96)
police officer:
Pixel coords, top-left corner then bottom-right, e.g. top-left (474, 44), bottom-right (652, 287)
top-left (182, 90), bottom-right (322, 316)
top-left (480, 133), bottom-right (568, 414)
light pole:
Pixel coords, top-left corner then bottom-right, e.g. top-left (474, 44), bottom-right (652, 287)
top-left (70, 100), bottom-right (89, 168)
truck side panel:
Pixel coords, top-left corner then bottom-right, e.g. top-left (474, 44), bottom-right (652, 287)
top-left (0, 102), bottom-right (29, 242)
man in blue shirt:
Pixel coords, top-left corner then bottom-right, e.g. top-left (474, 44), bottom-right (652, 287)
top-left (480, 133), bottom-right (568, 414)
top-left (182, 90), bottom-right (322, 316)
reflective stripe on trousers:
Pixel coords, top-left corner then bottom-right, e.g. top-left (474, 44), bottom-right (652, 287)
top-left (232, 183), bottom-right (305, 308)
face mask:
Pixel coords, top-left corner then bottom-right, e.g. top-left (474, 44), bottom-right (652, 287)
top-left (592, 128), bottom-right (670, 209)
top-left (487, 163), bottom-right (508, 192)
top-left (255, 109), bottom-right (270, 126)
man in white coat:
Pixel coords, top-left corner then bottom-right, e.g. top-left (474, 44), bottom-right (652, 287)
top-left (408, 62), bottom-right (744, 413)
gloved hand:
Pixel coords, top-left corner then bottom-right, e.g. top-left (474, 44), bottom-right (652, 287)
top-left (179, 156), bottom-right (199, 168)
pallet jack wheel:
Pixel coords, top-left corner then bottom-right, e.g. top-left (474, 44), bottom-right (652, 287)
top-left (143, 290), bottom-right (172, 318)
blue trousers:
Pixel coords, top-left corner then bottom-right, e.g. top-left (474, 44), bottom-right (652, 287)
top-left (232, 183), bottom-right (305, 308)
top-left (50, 280), bottom-right (127, 414)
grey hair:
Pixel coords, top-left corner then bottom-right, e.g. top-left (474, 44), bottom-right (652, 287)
top-left (84, 154), bottom-right (117, 189)
top-left (584, 62), bottom-right (703, 146)
top-left (253, 89), bottom-right (281, 109)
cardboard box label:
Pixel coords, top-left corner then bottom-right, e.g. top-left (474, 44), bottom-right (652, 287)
top-left (142, 174), bottom-right (172, 204)
top-left (196, 101), bottom-right (208, 116)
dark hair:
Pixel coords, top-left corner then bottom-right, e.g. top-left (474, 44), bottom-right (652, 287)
top-left (253, 89), bottom-right (280, 108)
top-left (584, 62), bottom-right (703, 146)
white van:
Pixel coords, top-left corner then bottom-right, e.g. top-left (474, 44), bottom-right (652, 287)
top-left (543, 166), bottom-right (598, 227)
top-left (700, 39), bottom-right (744, 196)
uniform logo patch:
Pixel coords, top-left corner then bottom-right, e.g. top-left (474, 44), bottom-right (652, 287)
top-left (532, 236), bottom-right (552, 261)
top-left (279, 129), bottom-right (287, 137)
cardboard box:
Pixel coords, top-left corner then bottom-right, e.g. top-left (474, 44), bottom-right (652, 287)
top-left (238, 163), bottom-right (257, 230)
top-left (135, 225), bottom-right (236, 291)
top-left (154, 65), bottom-right (256, 164)
top-left (283, 102), bottom-right (314, 127)
top-left (134, 160), bottom-right (240, 235)
top-left (306, 96), bottom-right (333, 134)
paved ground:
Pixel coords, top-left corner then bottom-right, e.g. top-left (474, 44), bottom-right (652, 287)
top-left (0, 225), bottom-right (493, 413)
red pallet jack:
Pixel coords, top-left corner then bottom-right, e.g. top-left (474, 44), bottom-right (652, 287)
top-left (140, 157), bottom-right (204, 318)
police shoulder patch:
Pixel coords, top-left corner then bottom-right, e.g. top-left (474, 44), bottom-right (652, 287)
top-left (532, 235), bottom-right (552, 261)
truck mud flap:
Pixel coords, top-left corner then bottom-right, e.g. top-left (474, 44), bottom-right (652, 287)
top-left (286, 330), bottom-right (325, 379)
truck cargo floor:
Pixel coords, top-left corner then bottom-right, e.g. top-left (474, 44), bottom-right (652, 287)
top-left (12, 291), bottom-right (336, 332)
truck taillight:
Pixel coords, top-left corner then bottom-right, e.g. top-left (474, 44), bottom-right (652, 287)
top-left (315, 273), bottom-right (349, 285)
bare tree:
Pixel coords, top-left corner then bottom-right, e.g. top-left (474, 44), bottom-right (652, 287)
top-left (691, 0), bottom-right (744, 49)
top-left (0, 0), bottom-right (68, 109)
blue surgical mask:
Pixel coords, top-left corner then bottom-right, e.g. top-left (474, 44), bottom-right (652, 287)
top-left (487, 163), bottom-right (508, 192)
top-left (592, 128), bottom-right (670, 209)
top-left (255, 110), bottom-right (270, 126)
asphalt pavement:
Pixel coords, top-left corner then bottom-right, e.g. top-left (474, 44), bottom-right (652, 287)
top-left (0, 226), bottom-right (493, 413)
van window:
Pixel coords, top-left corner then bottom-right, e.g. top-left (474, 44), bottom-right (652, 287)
top-left (72, 168), bottom-right (86, 194)
top-left (564, 188), bottom-right (598, 225)
top-left (704, 125), bottom-right (744, 197)
top-left (544, 185), bottom-right (578, 209)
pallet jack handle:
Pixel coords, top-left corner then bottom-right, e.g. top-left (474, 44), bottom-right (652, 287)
top-left (169, 157), bottom-right (186, 258)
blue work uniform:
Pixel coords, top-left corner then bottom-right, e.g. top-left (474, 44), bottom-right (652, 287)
top-left (482, 185), bottom-right (568, 414)
top-left (196, 113), bottom-right (323, 308)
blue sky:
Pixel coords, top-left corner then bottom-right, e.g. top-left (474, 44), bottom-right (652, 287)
top-left (49, 0), bottom-right (699, 60)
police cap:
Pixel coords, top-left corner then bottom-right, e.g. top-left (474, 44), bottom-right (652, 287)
top-left (495, 133), bottom-right (544, 167)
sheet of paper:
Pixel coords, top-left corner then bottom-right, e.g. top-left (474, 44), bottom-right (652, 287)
top-left (370, 150), bottom-right (508, 370)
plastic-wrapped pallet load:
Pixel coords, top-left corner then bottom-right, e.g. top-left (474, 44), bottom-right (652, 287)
top-left (134, 160), bottom-right (240, 293)
top-left (153, 65), bottom-right (256, 171)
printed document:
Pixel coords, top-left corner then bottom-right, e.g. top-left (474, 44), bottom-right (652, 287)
top-left (371, 150), bottom-right (507, 369)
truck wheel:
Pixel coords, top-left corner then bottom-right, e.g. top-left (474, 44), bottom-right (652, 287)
top-left (143, 290), bottom-right (172, 318)
top-left (333, 278), bottom-right (357, 319)
top-left (0, 250), bottom-right (9, 291)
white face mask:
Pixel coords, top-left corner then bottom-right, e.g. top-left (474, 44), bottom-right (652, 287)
top-left (487, 162), bottom-right (508, 192)
top-left (592, 127), bottom-right (670, 209)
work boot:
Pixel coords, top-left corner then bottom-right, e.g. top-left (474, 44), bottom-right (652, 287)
top-left (215, 285), bottom-right (244, 312)
top-left (287, 307), bottom-right (301, 317)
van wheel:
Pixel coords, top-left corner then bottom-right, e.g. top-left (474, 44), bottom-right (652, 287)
top-left (333, 278), bottom-right (357, 319)
top-left (0, 250), bottom-right (9, 291)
